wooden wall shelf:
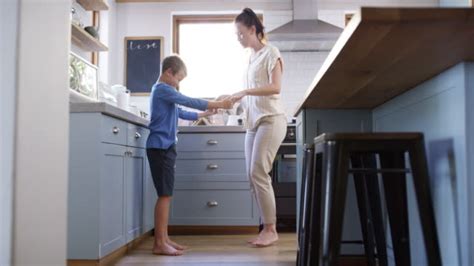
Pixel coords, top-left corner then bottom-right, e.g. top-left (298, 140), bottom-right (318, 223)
top-left (71, 23), bottom-right (108, 52)
top-left (295, 7), bottom-right (474, 114)
top-left (77, 0), bottom-right (109, 11)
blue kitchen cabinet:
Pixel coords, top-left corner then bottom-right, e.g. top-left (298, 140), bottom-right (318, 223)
top-left (124, 147), bottom-right (145, 243)
top-left (99, 143), bottom-right (127, 256)
top-left (170, 130), bottom-right (259, 226)
top-left (68, 110), bottom-right (152, 260)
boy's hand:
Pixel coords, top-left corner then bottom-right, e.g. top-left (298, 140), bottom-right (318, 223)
top-left (199, 109), bottom-right (217, 118)
top-left (221, 98), bottom-right (233, 109)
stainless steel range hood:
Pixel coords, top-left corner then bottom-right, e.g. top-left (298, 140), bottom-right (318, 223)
top-left (267, 0), bottom-right (342, 51)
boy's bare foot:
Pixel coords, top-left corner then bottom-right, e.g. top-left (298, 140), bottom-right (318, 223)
top-left (251, 231), bottom-right (278, 247)
top-left (247, 236), bottom-right (259, 244)
top-left (153, 243), bottom-right (184, 256)
top-left (167, 238), bottom-right (187, 250)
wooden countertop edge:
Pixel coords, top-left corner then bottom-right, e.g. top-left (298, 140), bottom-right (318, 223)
top-left (293, 7), bottom-right (474, 116)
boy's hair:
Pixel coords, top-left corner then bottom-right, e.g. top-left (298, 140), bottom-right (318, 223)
top-left (161, 55), bottom-right (187, 75)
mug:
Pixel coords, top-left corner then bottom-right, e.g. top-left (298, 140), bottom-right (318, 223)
top-left (226, 115), bottom-right (240, 126)
top-left (117, 90), bottom-right (130, 111)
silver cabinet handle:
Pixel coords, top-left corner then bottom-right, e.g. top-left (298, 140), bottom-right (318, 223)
top-left (207, 164), bottom-right (218, 170)
top-left (207, 201), bottom-right (218, 207)
top-left (207, 140), bottom-right (218, 145)
top-left (112, 127), bottom-right (120, 134)
top-left (124, 151), bottom-right (129, 156)
top-left (135, 132), bottom-right (141, 139)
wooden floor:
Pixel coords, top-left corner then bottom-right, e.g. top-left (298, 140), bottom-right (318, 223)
top-left (115, 233), bottom-right (297, 266)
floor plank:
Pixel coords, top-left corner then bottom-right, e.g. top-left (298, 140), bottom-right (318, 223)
top-left (115, 233), bottom-right (297, 266)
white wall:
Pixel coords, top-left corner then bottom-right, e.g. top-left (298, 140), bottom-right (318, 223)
top-left (0, 0), bottom-right (18, 265)
top-left (99, 0), bottom-right (118, 84)
top-left (111, 0), bottom-right (439, 116)
top-left (280, 51), bottom-right (330, 115)
top-left (13, 0), bottom-right (70, 265)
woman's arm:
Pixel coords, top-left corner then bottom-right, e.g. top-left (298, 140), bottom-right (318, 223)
top-left (231, 58), bottom-right (283, 101)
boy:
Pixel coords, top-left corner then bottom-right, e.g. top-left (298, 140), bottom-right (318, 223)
top-left (146, 55), bottom-right (233, 256)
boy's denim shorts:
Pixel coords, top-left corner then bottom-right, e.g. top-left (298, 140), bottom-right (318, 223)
top-left (146, 145), bottom-right (177, 196)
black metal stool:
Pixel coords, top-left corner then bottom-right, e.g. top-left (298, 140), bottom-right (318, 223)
top-left (298, 146), bottom-right (388, 266)
top-left (313, 132), bottom-right (442, 266)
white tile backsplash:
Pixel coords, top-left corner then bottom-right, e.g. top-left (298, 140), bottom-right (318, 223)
top-left (280, 51), bottom-right (330, 116)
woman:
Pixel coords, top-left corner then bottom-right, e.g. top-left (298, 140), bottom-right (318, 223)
top-left (230, 7), bottom-right (287, 247)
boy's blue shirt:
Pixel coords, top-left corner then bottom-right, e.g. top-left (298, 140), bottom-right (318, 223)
top-left (146, 82), bottom-right (208, 149)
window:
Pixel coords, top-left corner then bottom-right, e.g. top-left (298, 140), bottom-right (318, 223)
top-left (173, 15), bottom-right (248, 99)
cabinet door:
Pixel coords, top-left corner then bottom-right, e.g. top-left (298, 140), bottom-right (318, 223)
top-left (99, 143), bottom-right (126, 257)
top-left (143, 150), bottom-right (157, 232)
top-left (125, 147), bottom-right (145, 242)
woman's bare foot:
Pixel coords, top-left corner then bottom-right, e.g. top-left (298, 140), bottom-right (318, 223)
top-left (167, 238), bottom-right (187, 250)
top-left (153, 242), bottom-right (184, 256)
top-left (251, 230), bottom-right (278, 247)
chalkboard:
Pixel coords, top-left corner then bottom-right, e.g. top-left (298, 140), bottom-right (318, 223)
top-left (124, 37), bottom-right (163, 95)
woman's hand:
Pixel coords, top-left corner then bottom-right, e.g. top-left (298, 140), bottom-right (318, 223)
top-left (207, 98), bottom-right (233, 109)
top-left (230, 90), bottom-right (247, 102)
top-left (215, 94), bottom-right (231, 101)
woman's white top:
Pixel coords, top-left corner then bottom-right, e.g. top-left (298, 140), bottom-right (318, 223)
top-left (242, 44), bottom-right (285, 129)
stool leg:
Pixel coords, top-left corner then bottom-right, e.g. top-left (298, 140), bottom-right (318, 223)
top-left (380, 152), bottom-right (411, 266)
top-left (351, 154), bottom-right (377, 266)
top-left (297, 148), bottom-right (311, 266)
top-left (363, 154), bottom-right (388, 266)
top-left (307, 151), bottom-right (323, 266)
top-left (319, 141), bottom-right (350, 266)
top-left (408, 140), bottom-right (442, 266)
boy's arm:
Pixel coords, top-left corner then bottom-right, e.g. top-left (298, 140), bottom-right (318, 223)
top-left (178, 108), bottom-right (198, 121)
top-left (198, 109), bottom-right (218, 118)
top-left (160, 85), bottom-right (234, 110)
top-left (160, 85), bottom-right (208, 111)
top-left (178, 108), bottom-right (217, 121)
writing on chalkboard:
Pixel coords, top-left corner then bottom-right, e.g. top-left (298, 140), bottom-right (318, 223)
top-left (124, 37), bottom-right (163, 95)
top-left (128, 41), bottom-right (160, 50)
